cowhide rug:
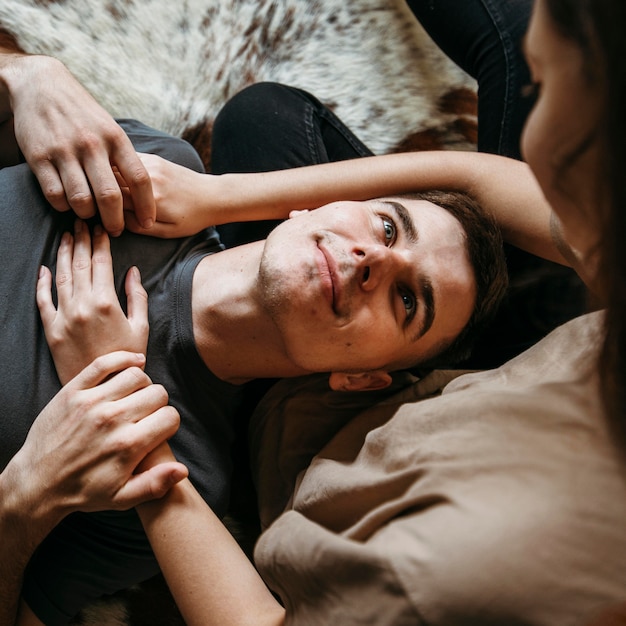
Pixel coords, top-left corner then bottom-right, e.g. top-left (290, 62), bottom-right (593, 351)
top-left (0, 1), bottom-right (475, 623)
top-left (0, 0), bottom-right (476, 168)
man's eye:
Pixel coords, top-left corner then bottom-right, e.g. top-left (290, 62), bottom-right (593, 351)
top-left (400, 288), bottom-right (416, 319)
top-left (381, 216), bottom-right (396, 245)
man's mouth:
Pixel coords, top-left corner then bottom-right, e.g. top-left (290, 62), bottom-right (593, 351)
top-left (316, 242), bottom-right (340, 314)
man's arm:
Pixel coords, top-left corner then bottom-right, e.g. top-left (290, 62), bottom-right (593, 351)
top-left (0, 352), bottom-right (187, 626)
top-left (0, 45), bottom-right (155, 236)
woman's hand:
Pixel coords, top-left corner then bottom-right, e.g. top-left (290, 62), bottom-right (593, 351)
top-left (37, 219), bottom-right (148, 385)
top-left (121, 153), bottom-right (217, 238)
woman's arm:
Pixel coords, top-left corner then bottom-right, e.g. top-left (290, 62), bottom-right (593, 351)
top-left (138, 476), bottom-right (285, 626)
top-left (128, 150), bottom-right (570, 267)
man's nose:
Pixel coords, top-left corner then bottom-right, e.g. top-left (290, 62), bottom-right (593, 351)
top-left (355, 244), bottom-right (402, 291)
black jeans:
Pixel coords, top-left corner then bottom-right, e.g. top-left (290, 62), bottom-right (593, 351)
top-left (406, 0), bottom-right (534, 159)
top-left (212, 83), bottom-right (373, 247)
top-left (211, 0), bottom-right (587, 368)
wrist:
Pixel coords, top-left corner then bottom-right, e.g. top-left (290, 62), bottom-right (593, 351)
top-left (0, 50), bottom-right (28, 102)
top-left (214, 171), bottom-right (286, 225)
top-left (0, 49), bottom-right (24, 120)
top-left (0, 53), bottom-right (60, 113)
top-left (137, 476), bottom-right (195, 524)
top-left (205, 172), bottom-right (240, 226)
top-left (0, 451), bottom-right (67, 543)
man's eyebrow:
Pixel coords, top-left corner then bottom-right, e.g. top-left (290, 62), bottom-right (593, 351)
top-left (381, 200), bottom-right (419, 244)
top-left (414, 277), bottom-right (435, 341)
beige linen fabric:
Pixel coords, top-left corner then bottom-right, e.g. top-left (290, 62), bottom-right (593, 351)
top-left (251, 312), bottom-right (626, 625)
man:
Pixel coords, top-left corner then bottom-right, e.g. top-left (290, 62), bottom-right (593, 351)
top-left (0, 41), bottom-right (508, 622)
top-left (0, 102), bottom-right (506, 626)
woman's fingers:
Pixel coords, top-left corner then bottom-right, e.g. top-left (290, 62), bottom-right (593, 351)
top-left (125, 266), bottom-right (149, 337)
top-left (91, 223), bottom-right (116, 298)
top-left (71, 219), bottom-right (94, 295)
top-left (48, 221), bottom-right (119, 316)
top-left (35, 264), bottom-right (56, 329)
top-left (54, 230), bottom-right (74, 307)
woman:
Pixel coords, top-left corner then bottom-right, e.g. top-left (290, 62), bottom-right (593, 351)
top-left (31, 0), bottom-right (626, 624)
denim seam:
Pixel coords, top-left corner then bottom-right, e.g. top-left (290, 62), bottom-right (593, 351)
top-left (480, 0), bottom-right (517, 155)
top-left (303, 102), bottom-right (322, 165)
top-left (319, 109), bottom-right (373, 158)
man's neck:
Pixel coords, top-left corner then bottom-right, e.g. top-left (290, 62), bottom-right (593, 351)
top-left (191, 241), bottom-right (312, 384)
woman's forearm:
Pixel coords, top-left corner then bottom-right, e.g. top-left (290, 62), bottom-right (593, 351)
top-left (212, 150), bottom-right (564, 264)
top-left (138, 479), bottom-right (285, 626)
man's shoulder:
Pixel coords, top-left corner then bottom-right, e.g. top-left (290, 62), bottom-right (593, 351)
top-left (117, 119), bottom-right (205, 173)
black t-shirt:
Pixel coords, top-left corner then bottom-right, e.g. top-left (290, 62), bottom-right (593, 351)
top-left (0, 120), bottom-right (243, 624)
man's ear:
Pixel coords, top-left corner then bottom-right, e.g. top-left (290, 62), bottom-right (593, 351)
top-left (328, 370), bottom-right (392, 392)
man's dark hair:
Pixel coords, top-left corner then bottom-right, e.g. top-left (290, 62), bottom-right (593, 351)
top-left (395, 189), bottom-right (508, 371)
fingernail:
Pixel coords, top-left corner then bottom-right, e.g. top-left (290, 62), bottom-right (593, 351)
top-left (142, 218), bottom-right (154, 229)
top-left (38, 265), bottom-right (46, 279)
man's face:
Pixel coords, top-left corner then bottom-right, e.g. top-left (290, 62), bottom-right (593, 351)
top-left (258, 197), bottom-right (476, 374)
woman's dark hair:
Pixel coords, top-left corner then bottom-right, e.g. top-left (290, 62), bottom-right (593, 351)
top-left (395, 189), bottom-right (508, 370)
top-left (546, 0), bottom-right (626, 446)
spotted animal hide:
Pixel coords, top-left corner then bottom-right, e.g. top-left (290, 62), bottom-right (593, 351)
top-left (0, 0), bottom-right (476, 170)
